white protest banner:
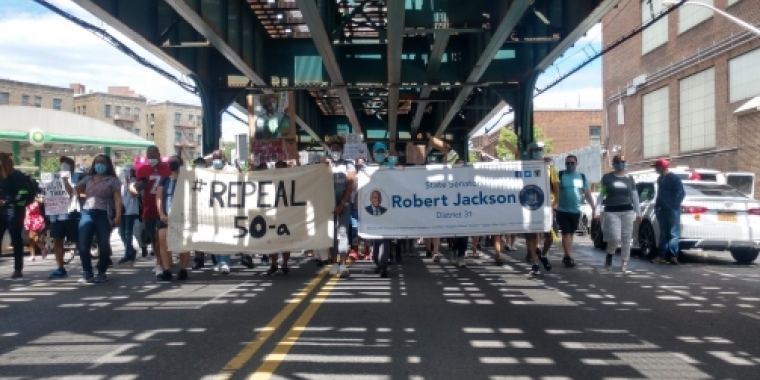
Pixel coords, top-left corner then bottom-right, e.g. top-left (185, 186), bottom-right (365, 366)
top-left (167, 164), bottom-right (335, 254)
top-left (40, 172), bottom-right (71, 215)
top-left (358, 162), bottom-right (551, 238)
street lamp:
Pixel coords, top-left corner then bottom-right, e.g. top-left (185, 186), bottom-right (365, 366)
top-left (662, 0), bottom-right (760, 36)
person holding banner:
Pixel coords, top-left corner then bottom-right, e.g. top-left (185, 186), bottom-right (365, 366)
top-left (75, 154), bottom-right (122, 284)
top-left (326, 135), bottom-right (355, 278)
top-left (366, 142), bottom-right (395, 277)
top-left (156, 155), bottom-right (191, 281)
top-left (522, 142), bottom-right (558, 275)
top-left (135, 146), bottom-right (171, 276)
top-left (265, 160), bottom-right (292, 276)
top-left (48, 156), bottom-right (80, 279)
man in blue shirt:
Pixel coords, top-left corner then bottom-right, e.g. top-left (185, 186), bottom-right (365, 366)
top-left (556, 154), bottom-right (596, 266)
top-left (651, 158), bottom-right (685, 265)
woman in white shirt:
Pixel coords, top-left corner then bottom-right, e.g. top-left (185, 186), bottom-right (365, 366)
top-left (118, 166), bottom-right (140, 264)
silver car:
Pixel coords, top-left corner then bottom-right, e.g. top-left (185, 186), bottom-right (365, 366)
top-left (592, 181), bottom-right (760, 264)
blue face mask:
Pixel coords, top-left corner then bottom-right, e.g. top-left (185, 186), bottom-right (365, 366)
top-left (565, 163), bottom-right (576, 172)
top-left (387, 156), bottom-right (397, 164)
top-left (212, 159), bottom-right (224, 170)
top-left (374, 153), bottom-right (386, 162)
top-left (614, 162), bottom-right (626, 171)
top-left (94, 163), bottom-right (106, 174)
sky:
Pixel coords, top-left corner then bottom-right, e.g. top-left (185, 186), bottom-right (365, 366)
top-left (0, 0), bottom-right (603, 141)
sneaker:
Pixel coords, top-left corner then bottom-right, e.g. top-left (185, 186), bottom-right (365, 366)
top-left (539, 256), bottom-right (552, 272)
top-left (77, 275), bottom-right (94, 284)
top-left (339, 264), bottom-right (350, 278)
top-left (281, 266), bottom-right (290, 275)
top-left (11, 270), bottom-right (23, 279)
top-left (267, 265), bottom-right (279, 276)
top-left (158, 270), bottom-right (173, 282)
top-left (49, 268), bottom-right (68, 279)
top-left (494, 257), bottom-right (504, 266)
top-left (458, 257), bottom-right (467, 268)
top-left (241, 255), bottom-right (255, 269)
top-left (651, 257), bottom-right (664, 264)
top-left (605, 254), bottom-right (613, 271)
top-left (141, 247), bottom-right (148, 257)
top-left (562, 256), bottom-right (576, 267)
top-left (177, 270), bottom-right (188, 281)
top-left (92, 273), bottom-right (108, 283)
top-left (669, 257), bottom-right (680, 265)
top-left (220, 264), bottom-right (231, 274)
top-left (379, 267), bottom-right (388, 278)
top-left (153, 265), bottom-right (163, 276)
top-left (426, 250), bottom-right (432, 258)
top-left (621, 265), bottom-right (631, 274)
top-left (330, 263), bottom-right (340, 275)
top-left (433, 253), bottom-right (442, 263)
top-left (374, 266), bottom-right (381, 274)
top-left (117, 257), bottom-right (132, 265)
top-left (213, 264), bottom-right (220, 272)
top-left (530, 264), bottom-right (540, 276)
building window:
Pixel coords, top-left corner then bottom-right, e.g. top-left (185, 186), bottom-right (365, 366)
top-left (134, 107), bottom-right (140, 117)
top-left (189, 115), bottom-right (194, 122)
top-left (34, 96), bottom-right (42, 108)
top-left (678, 0), bottom-right (712, 34)
top-left (642, 86), bottom-right (670, 158)
top-left (198, 115), bottom-right (202, 125)
top-left (0, 92), bottom-right (9, 105)
top-left (729, 47), bottom-right (760, 103)
top-left (197, 135), bottom-right (202, 146)
top-left (134, 129), bottom-right (141, 136)
top-left (22, 95), bottom-right (29, 106)
top-left (82, 105), bottom-right (86, 115)
top-left (680, 68), bottom-right (716, 153)
top-left (53, 98), bottom-right (62, 110)
top-left (175, 132), bottom-right (182, 143)
top-left (641, 0), bottom-right (668, 55)
top-left (589, 126), bottom-right (601, 146)
top-left (115, 105), bottom-right (121, 116)
top-left (125, 107), bottom-right (130, 116)
top-left (188, 133), bottom-right (194, 142)
top-left (105, 104), bottom-right (111, 117)
top-left (174, 113), bottom-right (182, 124)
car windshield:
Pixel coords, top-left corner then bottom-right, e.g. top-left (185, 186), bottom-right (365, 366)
top-left (683, 184), bottom-right (747, 198)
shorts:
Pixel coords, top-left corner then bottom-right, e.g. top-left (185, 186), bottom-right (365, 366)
top-left (157, 220), bottom-right (168, 230)
top-left (49, 219), bottom-right (79, 242)
top-left (143, 217), bottom-right (159, 232)
top-left (556, 211), bottom-right (581, 234)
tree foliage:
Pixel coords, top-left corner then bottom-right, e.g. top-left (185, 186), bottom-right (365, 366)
top-left (493, 126), bottom-right (553, 161)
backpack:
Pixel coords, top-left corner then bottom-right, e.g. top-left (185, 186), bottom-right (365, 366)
top-left (558, 170), bottom-right (587, 189)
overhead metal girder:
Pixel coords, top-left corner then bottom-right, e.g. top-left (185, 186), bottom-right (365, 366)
top-left (72, 0), bottom-right (191, 75)
top-left (386, 0), bottom-right (405, 151)
top-left (431, 0), bottom-right (531, 145)
top-left (411, 31), bottom-right (451, 137)
top-left (231, 102), bottom-right (321, 143)
top-left (296, 0), bottom-right (362, 135)
top-left (164, 0), bottom-right (266, 86)
top-left (536, 0), bottom-right (621, 72)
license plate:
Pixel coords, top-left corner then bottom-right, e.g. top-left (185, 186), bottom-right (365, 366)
top-left (718, 212), bottom-right (737, 222)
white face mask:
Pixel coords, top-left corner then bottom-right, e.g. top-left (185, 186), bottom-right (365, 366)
top-left (60, 163), bottom-right (70, 172)
top-left (331, 151), bottom-right (342, 161)
top-left (148, 158), bottom-right (159, 167)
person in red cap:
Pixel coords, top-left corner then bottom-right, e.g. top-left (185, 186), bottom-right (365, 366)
top-left (651, 158), bottom-right (685, 265)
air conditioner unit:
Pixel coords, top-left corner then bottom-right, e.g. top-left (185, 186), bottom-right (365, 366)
top-left (114, 114), bottom-right (120, 119)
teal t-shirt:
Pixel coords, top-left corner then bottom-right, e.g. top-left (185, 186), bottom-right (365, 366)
top-left (557, 171), bottom-right (588, 213)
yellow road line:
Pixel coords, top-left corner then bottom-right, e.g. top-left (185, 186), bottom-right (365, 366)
top-left (248, 276), bottom-right (340, 380)
top-left (215, 268), bottom-right (329, 380)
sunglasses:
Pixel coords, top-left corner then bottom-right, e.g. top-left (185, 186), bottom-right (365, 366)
top-left (565, 162), bottom-right (576, 165)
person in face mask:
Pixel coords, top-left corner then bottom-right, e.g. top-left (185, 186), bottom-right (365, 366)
top-left (650, 157), bottom-right (685, 265)
top-left (156, 155), bottom-right (191, 281)
top-left (117, 165), bottom-right (140, 265)
top-left (323, 135), bottom-right (355, 278)
top-left (135, 146), bottom-right (171, 277)
top-left (556, 154), bottom-right (595, 268)
top-left (48, 156), bottom-right (80, 279)
top-left (74, 154), bottom-right (122, 284)
top-left (208, 150), bottom-right (255, 273)
top-left (594, 155), bottom-right (642, 273)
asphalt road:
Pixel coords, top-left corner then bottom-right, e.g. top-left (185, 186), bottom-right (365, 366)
top-left (1, 233), bottom-right (759, 380)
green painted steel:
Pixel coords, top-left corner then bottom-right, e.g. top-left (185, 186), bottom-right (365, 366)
top-left (0, 130), bottom-right (154, 148)
top-left (12, 141), bottom-right (21, 165)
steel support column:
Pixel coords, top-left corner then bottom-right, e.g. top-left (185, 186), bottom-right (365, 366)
top-left (430, 0), bottom-right (531, 147)
top-left (12, 141), bottom-right (20, 165)
top-left (191, 73), bottom-right (221, 154)
top-left (296, 0), bottom-right (362, 135)
top-left (386, 0), bottom-right (405, 151)
top-left (492, 73), bottom-right (539, 159)
top-left (411, 31), bottom-right (451, 137)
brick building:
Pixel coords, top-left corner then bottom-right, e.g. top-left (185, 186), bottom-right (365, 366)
top-left (0, 79), bottom-right (73, 111)
top-left (471, 109), bottom-right (603, 159)
top-left (146, 101), bottom-right (203, 161)
top-left (602, 0), bottom-right (760, 181)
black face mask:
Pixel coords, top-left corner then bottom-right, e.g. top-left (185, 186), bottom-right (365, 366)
top-left (169, 162), bottom-right (181, 172)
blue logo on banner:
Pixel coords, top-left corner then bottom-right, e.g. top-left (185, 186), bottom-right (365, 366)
top-left (524, 170), bottom-right (532, 178)
top-left (519, 185), bottom-right (544, 211)
top-left (514, 171), bottom-right (522, 178)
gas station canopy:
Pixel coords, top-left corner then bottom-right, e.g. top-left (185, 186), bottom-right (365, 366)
top-left (0, 106), bottom-right (154, 159)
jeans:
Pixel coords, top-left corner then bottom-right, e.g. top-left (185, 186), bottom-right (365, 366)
top-left (0, 208), bottom-right (25, 271)
top-left (371, 239), bottom-right (391, 267)
top-left (118, 215), bottom-right (138, 259)
top-left (454, 236), bottom-right (469, 258)
top-left (78, 209), bottom-right (113, 276)
top-left (656, 208), bottom-right (681, 258)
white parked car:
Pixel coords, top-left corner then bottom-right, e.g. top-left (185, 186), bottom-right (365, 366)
top-left (577, 192), bottom-right (598, 234)
top-left (591, 181), bottom-right (760, 264)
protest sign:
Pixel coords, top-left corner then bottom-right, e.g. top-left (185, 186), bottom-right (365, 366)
top-left (340, 133), bottom-right (369, 161)
top-left (40, 172), bottom-right (71, 215)
top-left (167, 164), bottom-right (335, 253)
top-left (357, 161), bottom-right (551, 238)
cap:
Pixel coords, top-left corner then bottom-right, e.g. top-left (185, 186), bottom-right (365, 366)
top-left (527, 141), bottom-right (545, 151)
top-left (651, 158), bottom-right (670, 168)
top-left (373, 142), bottom-right (388, 152)
top-left (613, 154), bottom-right (625, 163)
